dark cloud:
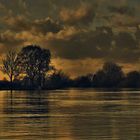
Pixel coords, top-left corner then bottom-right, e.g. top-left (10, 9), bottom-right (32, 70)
top-left (0, 30), bottom-right (25, 54)
top-left (0, 0), bottom-right (140, 76)
top-left (0, 30), bottom-right (25, 46)
top-left (115, 32), bottom-right (137, 49)
top-left (108, 6), bottom-right (135, 16)
top-left (3, 15), bottom-right (30, 32)
top-left (32, 18), bottom-right (62, 34)
top-left (0, 0), bottom-right (29, 17)
top-left (111, 32), bottom-right (140, 62)
top-left (47, 30), bottom-right (102, 60)
top-left (135, 28), bottom-right (140, 40)
top-left (0, 0), bottom-right (140, 63)
top-left (3, 15), bottom-right (62, 34)
top-left (46, 26), bottom-right (140, 62)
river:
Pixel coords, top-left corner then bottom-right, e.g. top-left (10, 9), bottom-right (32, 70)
top-left (0, 89), bottom-right (140, 140)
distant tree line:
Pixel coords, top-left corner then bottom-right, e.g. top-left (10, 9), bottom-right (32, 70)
top-left (74, 62), bottom-right (140, 88)
top-left (0, 45), bottom-right (140, 90)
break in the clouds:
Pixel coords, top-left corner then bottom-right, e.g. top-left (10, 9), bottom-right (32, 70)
top-left (0, 0), bottom-right (140, 76)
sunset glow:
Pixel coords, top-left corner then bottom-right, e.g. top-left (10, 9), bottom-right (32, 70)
top-left (0, 0), bottom-right (140, 78)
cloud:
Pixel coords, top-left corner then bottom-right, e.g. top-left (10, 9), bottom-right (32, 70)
top-left (42, 25), bottom-right (140, 63)
top-left (0, 2), bottom-right (12, 18)
top-left (44, 26), bottom-right (113, 59)
top-left (18, 0), bottom-right (27, 10)
top-left (115, 32), bottom-right (137, 49)
top-left (3, 15), bottom-right (62, 34)
top-left (59, 3), bottom-right (95, 26)
top-left (0, 0), bottom-right (140, 77)
top-left (0, 2), bottom-right (6, 14)
top-left (111, 32), bottom-right (140, 62)
top-left (108, 6), bottom-right (135, 16)
top-left (0, 30), bottom-right (26, 55)
top-left (18, 0), bottom-right (29, 16)
top-left (32, 18), bottom-right (62, 34)
top-left (3, 15), bottom-right (30, 31)
top-left (1, 13), bottom-right (140, 63)
top-left (0, 30), bottom-right (25, 46)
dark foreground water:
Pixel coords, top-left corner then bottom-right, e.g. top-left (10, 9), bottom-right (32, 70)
top-left (0, 89), bottom-right (140, 140)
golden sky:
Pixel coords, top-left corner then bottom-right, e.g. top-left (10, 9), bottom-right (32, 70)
top-left (0, 0), bottom-right (140, 78)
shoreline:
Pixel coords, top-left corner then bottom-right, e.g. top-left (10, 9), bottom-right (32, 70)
top-left (1, 87), bottom-right (140, 91)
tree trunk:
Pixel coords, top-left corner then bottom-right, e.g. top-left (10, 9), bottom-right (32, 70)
top-left (10, 75), bottom-right (13, 92)
top-left (30, 76), bottom-right (34, 89)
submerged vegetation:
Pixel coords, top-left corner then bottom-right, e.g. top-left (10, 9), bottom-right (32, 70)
top-left (0, 45), bottom-right (140, 90)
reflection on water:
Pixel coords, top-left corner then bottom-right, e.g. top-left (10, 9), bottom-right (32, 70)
top-left (0, 89), bottom-right (140, 140)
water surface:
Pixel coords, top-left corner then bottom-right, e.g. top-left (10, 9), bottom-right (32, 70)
top-left (0, 89), bottom-right (140, 140)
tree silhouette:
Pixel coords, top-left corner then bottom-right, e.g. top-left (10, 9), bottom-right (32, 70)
top-left (74, 74), bottom-right (92, 87)
top-left (93, 62), bottom-right (124, 87)
top-left (17, 45), bottom-right (51, 89)
top-left (92, 70), bottom-right (106, 87)
top-left (124, 71), bottom-right (140, 88)
top-left (46, 70), bottom-right (71, 89)
top-left (1, 46), bottom-right (140, 90)
top-left (1, 51), bottom-right (20, 89)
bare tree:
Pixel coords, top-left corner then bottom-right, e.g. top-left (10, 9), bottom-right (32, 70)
top-left (1, 51), bottom-right (20, 88)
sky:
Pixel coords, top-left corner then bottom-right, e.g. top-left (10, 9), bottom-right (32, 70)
top-left (0, 0), bottom-right (140, 78)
